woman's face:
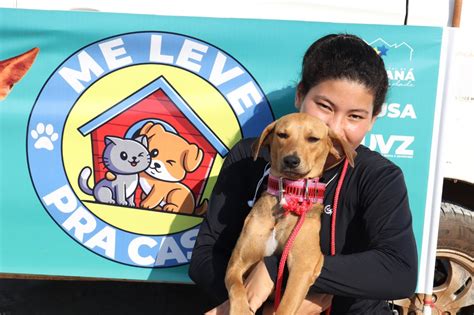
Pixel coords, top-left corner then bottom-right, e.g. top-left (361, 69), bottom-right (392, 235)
top-left (296, 78), bottom-right (377, 150)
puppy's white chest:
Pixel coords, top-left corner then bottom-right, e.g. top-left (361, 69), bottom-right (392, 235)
top-left (264, 228), bottom-right (278, 256)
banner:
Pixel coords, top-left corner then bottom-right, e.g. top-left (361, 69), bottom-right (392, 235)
top-left (0, 8), bottom-right (443, 286)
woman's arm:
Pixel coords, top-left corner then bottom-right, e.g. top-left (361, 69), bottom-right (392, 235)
top-left (188, 138), bottom-right (267, 306)
top-left (314, 164), bottom-right (418, 299)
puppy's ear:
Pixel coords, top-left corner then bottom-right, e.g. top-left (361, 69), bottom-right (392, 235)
top-left (252, 120), bottom-right (276, 161)
top-left (182, 144), bottom-right (204, 172)
top-left (327, 129), bottom-right (356, 168)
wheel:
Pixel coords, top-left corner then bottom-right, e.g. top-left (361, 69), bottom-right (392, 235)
top-left (433, 202), bottom-right (473, 314)
top-left (393, 202), bottom-right (473, 314)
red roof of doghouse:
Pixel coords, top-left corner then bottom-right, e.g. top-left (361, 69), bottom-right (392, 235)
top-left (79, 76), bottom-right (229, 157)
top-left (78, 76), bottom-right (229, 202)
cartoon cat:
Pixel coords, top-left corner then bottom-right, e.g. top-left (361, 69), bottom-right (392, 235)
top-left (78, 136), bottom-right (151, 206)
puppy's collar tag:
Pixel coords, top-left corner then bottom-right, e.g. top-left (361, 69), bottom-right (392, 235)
top-left (267, 174), bottom-right (325, 206)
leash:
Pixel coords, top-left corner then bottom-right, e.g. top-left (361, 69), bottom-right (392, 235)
top-left (325, 158), bottom-right (349, 315)
top-left (330, 158), bottom-right (349, 256)
top-left (270, 176), bottom-right (326, 312)
top-left (274, 201), bottom-right (309, 311)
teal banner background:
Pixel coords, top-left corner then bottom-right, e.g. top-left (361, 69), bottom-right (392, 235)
top-left (0, 8), bottom-right (443, 284)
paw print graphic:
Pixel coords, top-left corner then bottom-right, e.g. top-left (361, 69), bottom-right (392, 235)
top-left (31, 123), bottom-right (59, 151)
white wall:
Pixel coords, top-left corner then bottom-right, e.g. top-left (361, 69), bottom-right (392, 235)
top-left (0, 0), bottom-right (455, 26)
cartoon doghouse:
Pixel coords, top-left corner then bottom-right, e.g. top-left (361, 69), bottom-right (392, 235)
top-left (78, 76), bottom-right (229, 214)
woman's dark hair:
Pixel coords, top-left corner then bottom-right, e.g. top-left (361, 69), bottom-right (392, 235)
top-left (299, 34), bottom-right (388, 115)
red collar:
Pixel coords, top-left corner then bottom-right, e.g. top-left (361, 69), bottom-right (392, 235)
top-left (266, 174), bottom-right (325, 215)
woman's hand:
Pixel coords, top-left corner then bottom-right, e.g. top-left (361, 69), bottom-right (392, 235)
top-left (244, 260), bottom-right (275, 312)
top-left (261, 293), bottom-right (333, 315)
top-left (296, 293), bottom-right (333, 314)
top-left (204, 300), bottom-right (230, 315)
top-left (205, 261), bottom-right (331, 314)
top-left (204, 260), bottom-right (274, 314)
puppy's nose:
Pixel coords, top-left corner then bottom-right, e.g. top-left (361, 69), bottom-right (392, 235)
top-left (283, 155), bottom-right (300, 169)
top-left (154, 162), bottom-right (161, 169)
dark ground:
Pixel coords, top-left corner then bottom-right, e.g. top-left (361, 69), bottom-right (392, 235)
top-left (3, 279), bottom-right (473, 315)
top-left (0, 278), bottom-right (214, 315)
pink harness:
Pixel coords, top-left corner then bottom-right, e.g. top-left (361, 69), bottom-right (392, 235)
top-left (266, 174), bottom-right (326, 215)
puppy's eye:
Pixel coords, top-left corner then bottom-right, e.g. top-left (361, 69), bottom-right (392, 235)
top-left (277, 132), bottom-right (289, 139)
top-left (166, 160), bottom-right (175, 166)
top-left (150, 149), bottom-right (159, 157)
top-left (307, 137), bottom-right (320, 143)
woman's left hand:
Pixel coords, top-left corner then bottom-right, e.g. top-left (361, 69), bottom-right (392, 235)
top-left (296, 293), bottom-right (333, 314)
top-left (261, 293), bottom-right (333, 315)
top-left (204, 260), bottom-right (274, 314)
top-left (244, 260), bottom-right (275, 313)
top-left (204, 300), bottom-right (230, 315)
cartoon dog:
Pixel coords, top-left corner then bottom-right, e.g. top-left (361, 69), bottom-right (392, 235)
top-left (225, 113), bottom-right (355, 314)
top-left (138, 122), bottom-right (208, 215)
top-left (0, 47), bottom-right (39, 101)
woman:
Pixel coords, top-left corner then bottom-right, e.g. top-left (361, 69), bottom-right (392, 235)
top-left (189, 34), bottom-right (418, 314)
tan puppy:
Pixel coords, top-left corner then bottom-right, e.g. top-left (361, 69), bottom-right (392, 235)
top-left (0, 47), bottom-right (39, 101)
top-left (225, 113), bottom-right (355, 315)
top-left (139, 122), bottom-right (207, 215)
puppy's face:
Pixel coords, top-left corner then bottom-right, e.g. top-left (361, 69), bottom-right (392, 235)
top-left (254, 113), bottom-right (354, 180)
top-left (140, 123), bottom-right (203, 182)
top-left (271, 113), bottom-right (331, 179)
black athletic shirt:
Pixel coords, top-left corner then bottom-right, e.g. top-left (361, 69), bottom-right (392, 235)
top-left (189, 138), bottom-right (418, 314)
